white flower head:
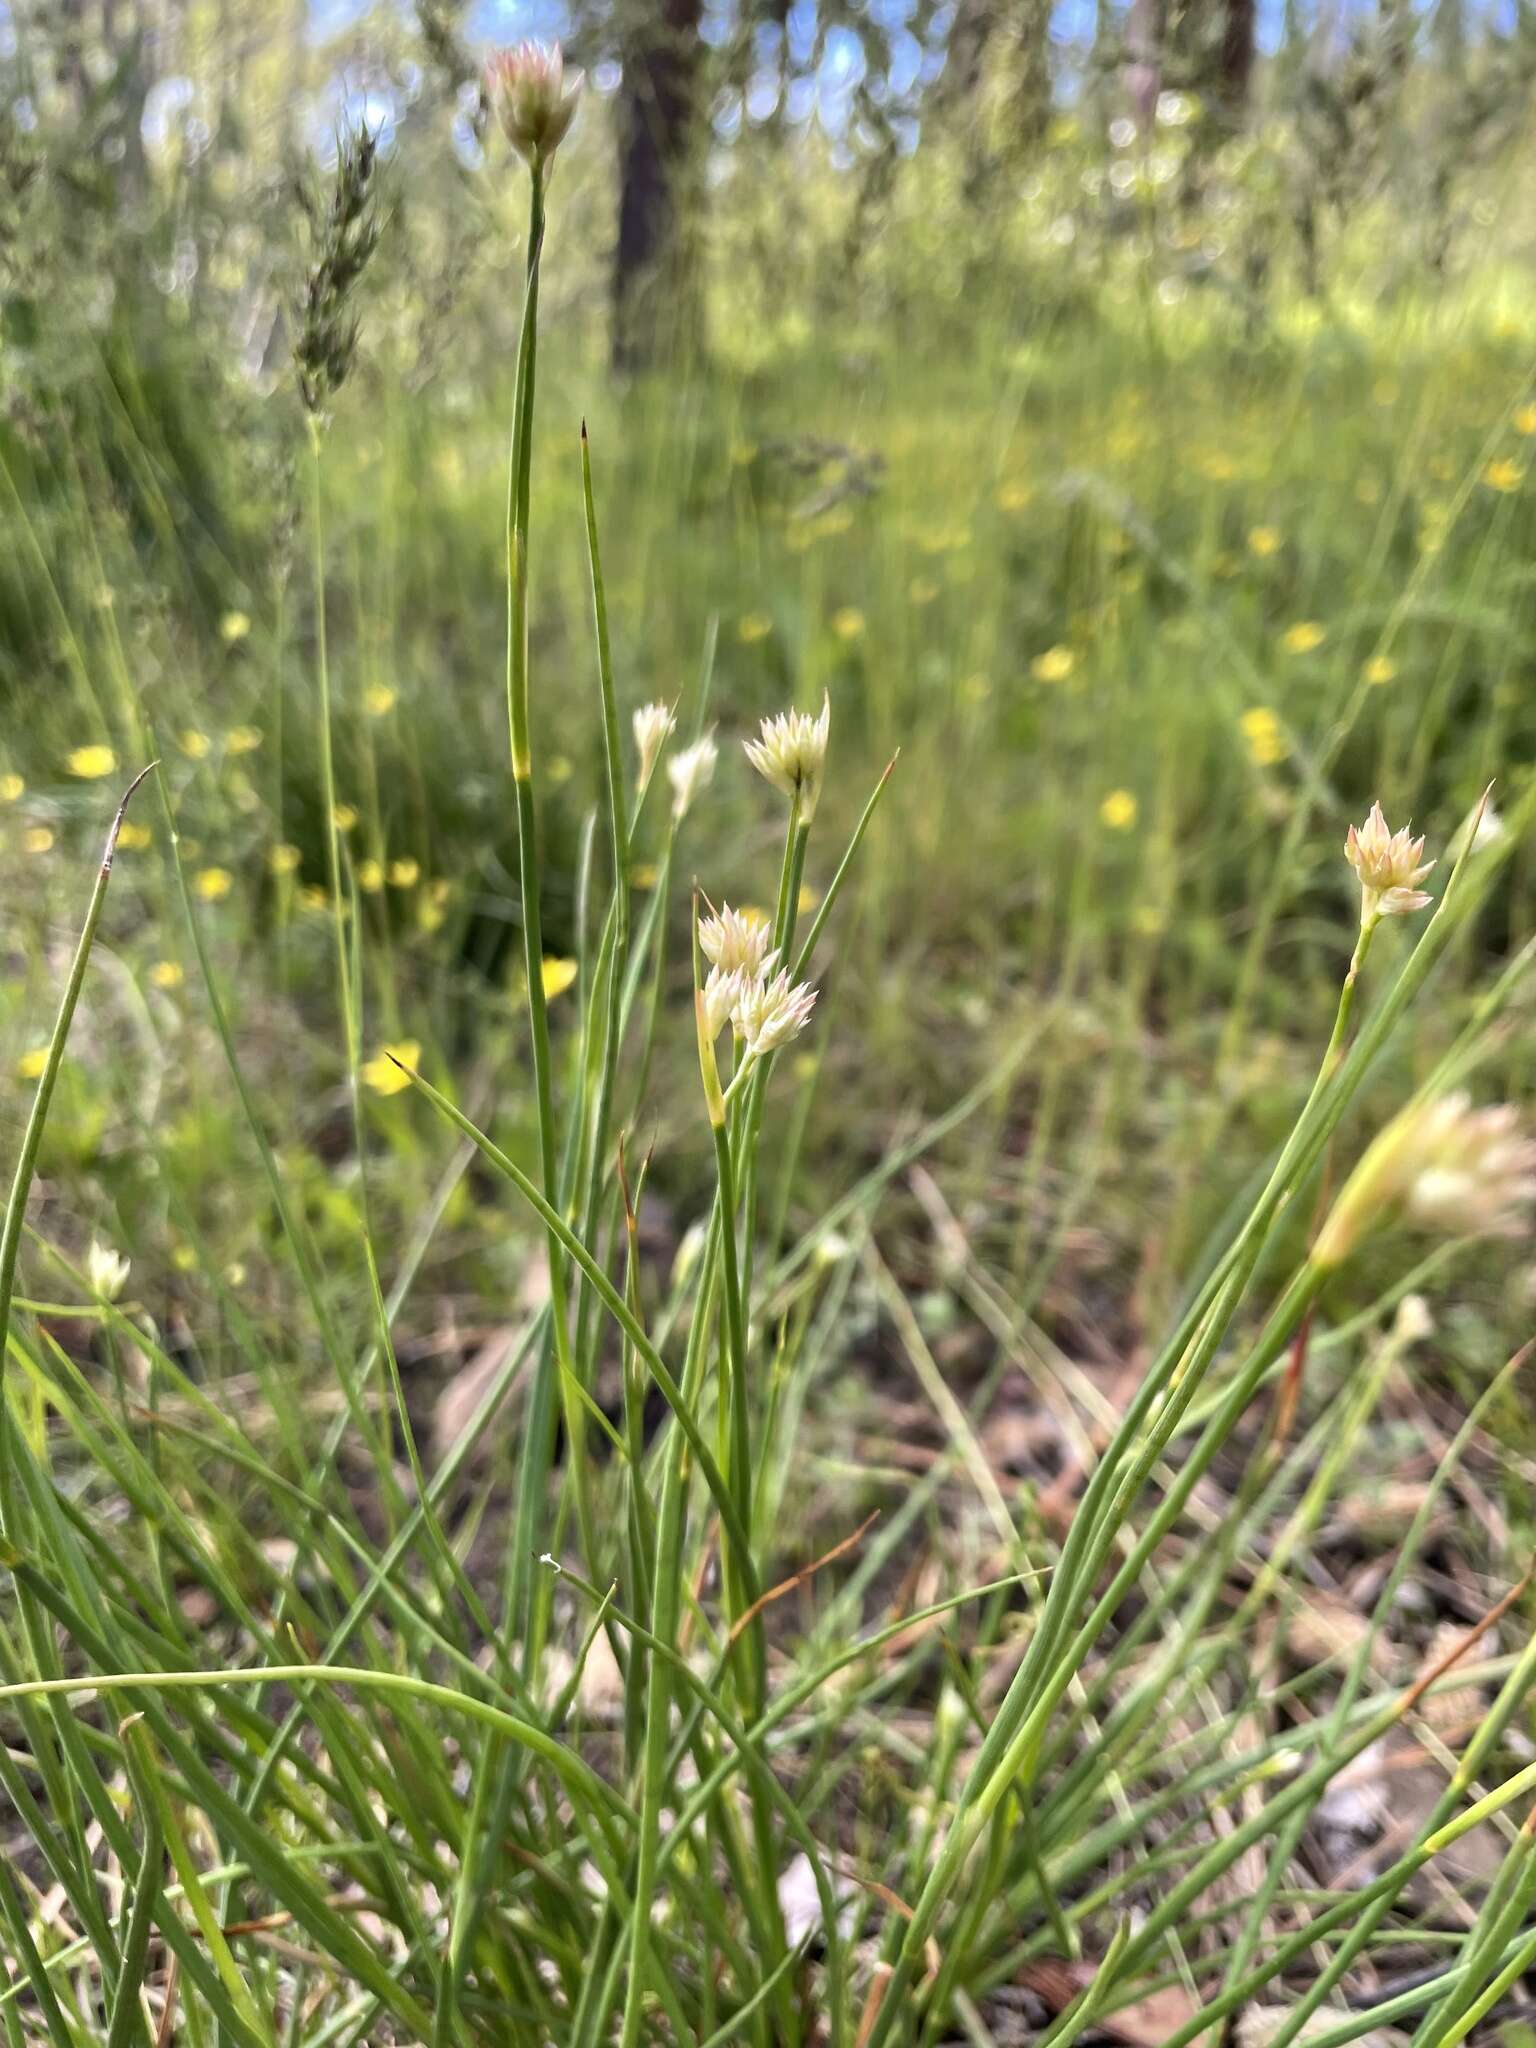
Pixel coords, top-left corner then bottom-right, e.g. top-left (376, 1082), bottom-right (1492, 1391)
top-left (744, 693), bottom-right (831, 822)
top-left (1344, 801), bottom-right (1435, 926)
top-left (87, 1240), bottom-right (130, 1302)
top-left (1316, 1089), bottom-right (1536, 1268)
top-left (632, 701), bottom-right (676, 787)
top-left (733, 968), bottom-right (818, 1060)
top-left (699, 964), bottom-right (749, 1043)
top-left (699, 903), bottom-right (778, 982)
top-left (484, 42), bottom-right (584, 167)
top-left (668, 733), bottom-right (718, 822)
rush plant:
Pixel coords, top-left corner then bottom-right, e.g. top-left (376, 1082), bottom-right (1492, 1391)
top-left (1, 44), bottom-right (1535, 2048)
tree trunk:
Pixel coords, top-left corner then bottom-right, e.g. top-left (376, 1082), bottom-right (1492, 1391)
top-left (613, 0), bottom-right (705, 372)
top-left (1216, 0), bottom-right (1256, 116)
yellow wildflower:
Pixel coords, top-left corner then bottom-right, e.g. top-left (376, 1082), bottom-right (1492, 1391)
top-left (1484, 458), bottom-right (1524, 494)
top-left (171, 1243), bottom-right (198, 1273)
top-left (1363, 655), bottom-right (1397, 686)
top-left (1099, 789), bottom-right (1138, 831)
top-left (0, 773), bottom-right (22, 802)
top-left (332, 804), bottom-right (358, 832)
top-left (116, 821), bottom-right (151, 851)
top-left (180, 729), bottom-right (211, 761)
top-left (364, 683), bottom-right (397, 717)
top-left (269, 843), bottom-right (302, 877)
top-left (996, 482), bottom-right (1032, 513)
top-left (798, 882), bottom-right (820, 914)
top-left (361, 1041), bottom-right (420, 1096)
top-left (1514, 404), bottom-right (1536, 437)
top-left (16, 1047), bottom-right (48, 1080)
top-left (357, 859), bottom-right (384, 893)
top-left (388, 858), bottom-right (420, 888)
top-left (541, 956), bottom-right (578, 1000)
top-left (1031, 646), bottom-right (1075, 684)
top-left (908, 577), bottom-right (940, 605)
top-left (148, 960), bottom-right (184, 990)
top-left (194, 867), bottom-right (232, 902)
top-left (24, 827), bottom-right (54, 854)
top-left (1240, 707), bottom-right (1288, 767)
top-left (831, 607), bottom-right (865, 641)
top-left (1282, 621), bottom-right (1326, 654)
top-left (630, 862), bottom-right (659, 890)
top-left (67, 745), bottom-right (117, 780)
top-left (227, 725), bottom-right (263, 754)
top-left (738, 612), bottom-right (773, 644)
top-left (1247, 526), bottom-right (1282, 558)
top-left (220, 610), bottom-right (251, 642)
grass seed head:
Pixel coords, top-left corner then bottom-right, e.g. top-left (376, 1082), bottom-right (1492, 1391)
top-left (744, 692), bottom-right (831, 822)
top-left (485, 42), bottom-right (584, 169)
top-left (1344, 800), bottom-right (1434, 926)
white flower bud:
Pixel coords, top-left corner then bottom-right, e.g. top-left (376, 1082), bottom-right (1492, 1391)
top-left (632, 702), bottom-right (676, 787)
top-left (1344, 801), bottom-right (1434, 927)
top-left (87, 1240), bottom-right (131, 1303)
top-left (668, 734), bottom-right (718, 821)
top-left (484, 42), bottom-right (584, 168)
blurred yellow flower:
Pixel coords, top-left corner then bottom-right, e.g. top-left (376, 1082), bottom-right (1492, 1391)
top-left (300, 885), bottom-right (329, 913)
top-left (364, 684), bottom-right (397, 717)
top-left (738, 612), bottom-right (773, 644)
top-left (630, 862), bottom-right (659, 890)
top-left (1281, 621), bottom-right (1326, 654)
top-left (388, 858), bottom-right (419, 888)
top-left (332, 804), bottom-right (358, 832)
top-left (1132, 904), bottom-right (1168, 936)
top-left (24, 827), bottom-right (54, 854)
top-left (362, 1041), bottom-right (420, 1096)
top-left (831, 607), bottom-right (865, 641)
top-left (996, 481), bottom-right (1032, 513)
top-left (269, 842), bottom-right (302, 877)
top-left (180, 729), bottom-right (211, 761)
top-left (798, 882), bottom-right (820, 914)
top-left (1247, 526), bottom-right (1282, 558)
top-left (541, 956), bottom-right (578, 1000)
top-left (220, 610), bottom-right (251, 642)
top-left (16, 1047), bottom-right (48, 1080)
top-left (1099, 789), bottom-right (1138, 831)
top-left (227, 725), bottom-right (263, 754)
top-left (908, 577), bottom-right (940, 605)
top-left (194, 867), bottom-right (232, 902)
top-left (0, 773), bottom-right (22, 802)
top-left (171, 1243), bottom-right (198, 1272)
top-left (357, 859), bottom-right (385, 893)
top-left (116, 821), bottom-right (151, 851)
top-left (1240, 707), bottom-right (1287, 767)
top-left (547, 755), bottom-right (573, 786)
top-left (730, 439), bottom-right (757, 466)
top-left (1515, 404), bottom-right (1536, 437)
top-left (1031, 645), bottom-right (1075, 684)
top-left (1363, 655), bottom-right (1398, 686)
top-left (224, 1261), bottom-right (247, 1288)
top-left (148, 960), bottom-right (184, 990)
top-left (1198, 451), bottom-right (1236, 481)
top-left (67, 745), bottom-right (117, 780)
top-left (1484, 458), bottom-right (1524, 493)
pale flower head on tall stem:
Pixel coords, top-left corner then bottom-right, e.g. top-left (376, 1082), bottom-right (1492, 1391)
top-left (484, 42), bottom-right (584, 169)
top-left (668, 733), bottom-right (718, 822)
top-left (87, 1240), bottom-right (131, 1303)
top-left (733, 968), bottom-right (818, 1061)
top-left (744, 693), bottom-right (831, 823)
top-left (699, 965), bottom-right (750, 1044)
top-left (699, 903), bottom-right (778, 983)
top-left (632, 701), bottom-right (676, 788)
top-left (1344, 801), bottom-right (1435, 928)
top-left (1314, 1089), bottom-right (1536, 1269)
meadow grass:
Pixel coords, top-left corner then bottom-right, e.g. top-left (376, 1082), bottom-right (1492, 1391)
top-left (2, 72), bottom-right (1536, 2048)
